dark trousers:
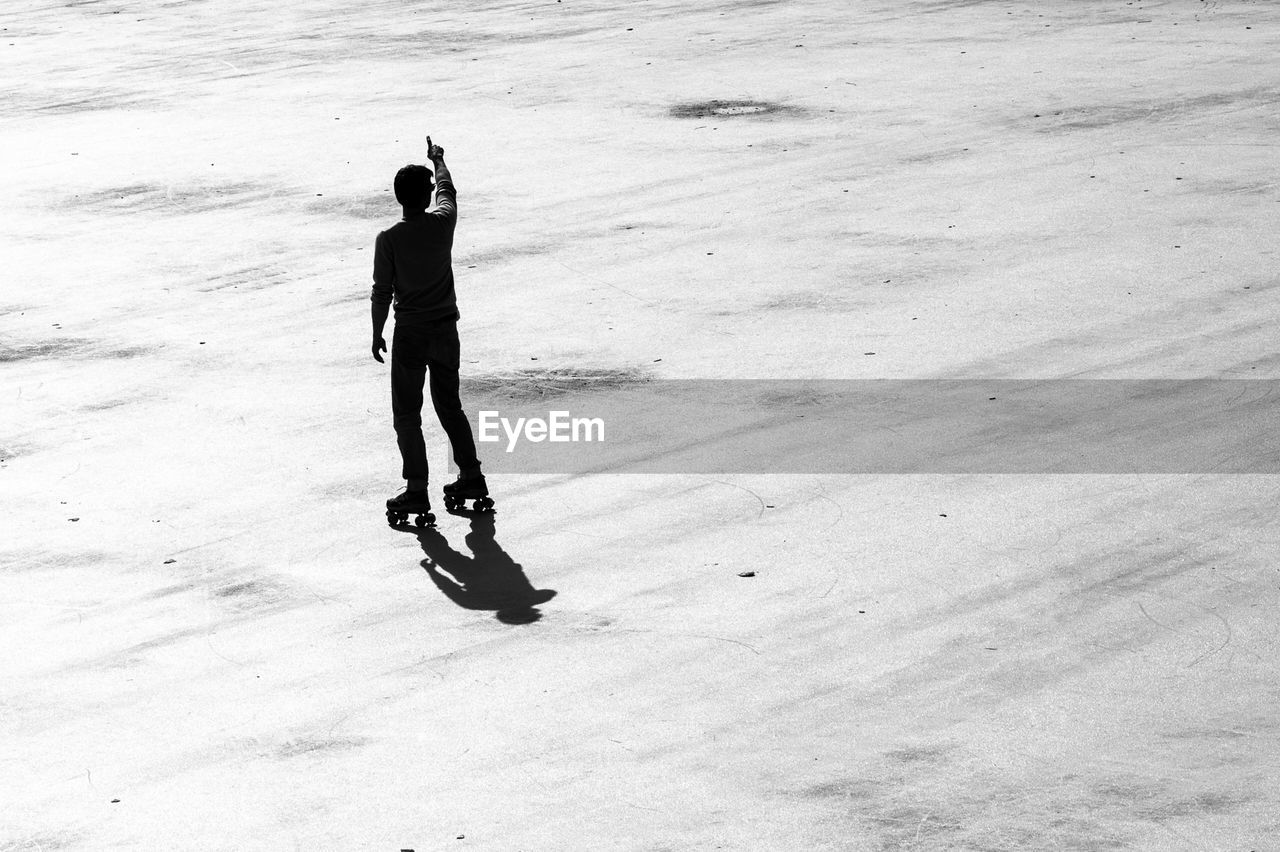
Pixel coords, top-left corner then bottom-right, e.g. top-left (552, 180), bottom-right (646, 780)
top-left (391, 318), bottom-right (480, 488)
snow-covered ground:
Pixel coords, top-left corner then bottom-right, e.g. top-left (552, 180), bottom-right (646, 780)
top-left (4, 0), bottom-right (1279, 848)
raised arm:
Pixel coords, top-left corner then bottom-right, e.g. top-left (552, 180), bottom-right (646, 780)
top-left (426, 136), bottom-right (456, 222)
top-left (427, 136), bottom-right (451, 185)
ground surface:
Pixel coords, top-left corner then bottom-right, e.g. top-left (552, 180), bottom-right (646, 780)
top-left (3, 0), bottom-right (1280, 849)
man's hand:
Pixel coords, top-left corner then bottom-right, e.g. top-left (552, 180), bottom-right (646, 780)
top-left (426, 135), bottom-right (452, 188)
top-left (371, 302), bottom-right (390, 361)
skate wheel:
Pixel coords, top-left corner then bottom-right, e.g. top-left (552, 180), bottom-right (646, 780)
top-left (386, 510), bottom-right (397, 527)
top-left (476, 498), bottom-right (495, 512)
top-left (415, 513), bottom-right (434, 527)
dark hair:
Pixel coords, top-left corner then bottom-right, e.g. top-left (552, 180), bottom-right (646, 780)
top-left (394, 164), bottom-right (434, 208)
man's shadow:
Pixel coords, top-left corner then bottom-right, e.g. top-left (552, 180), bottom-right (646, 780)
top-left (407, 512), bottom-right (556, 624)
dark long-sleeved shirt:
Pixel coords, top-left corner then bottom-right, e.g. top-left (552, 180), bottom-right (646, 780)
top-left (371, 177), bottom-right (459, 323)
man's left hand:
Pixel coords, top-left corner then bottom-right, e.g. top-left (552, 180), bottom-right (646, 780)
top-left (372, 336), bottom-right (387, 363)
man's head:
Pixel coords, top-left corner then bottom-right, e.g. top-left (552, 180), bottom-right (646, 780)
top-left (394, 164), bottom-right (434, 210)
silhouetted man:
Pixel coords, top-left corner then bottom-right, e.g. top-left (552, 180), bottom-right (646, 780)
top-left (371, 136), bottom-right (486, 516)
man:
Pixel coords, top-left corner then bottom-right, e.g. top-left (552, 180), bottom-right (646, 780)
top-left (371, 136), bottom-right (487, 516)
